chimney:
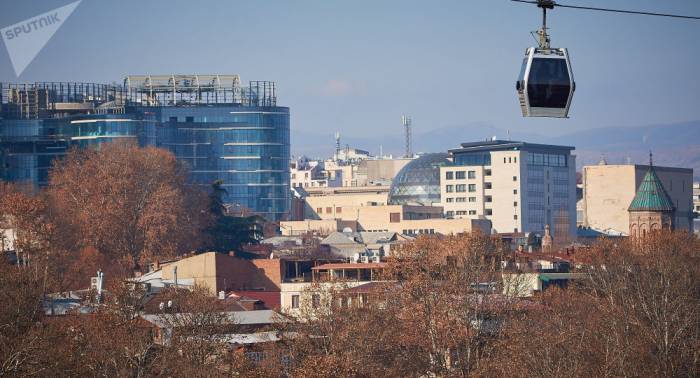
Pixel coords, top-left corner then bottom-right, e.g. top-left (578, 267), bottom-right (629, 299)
top-left (153, 259), bottom-right (160, 271)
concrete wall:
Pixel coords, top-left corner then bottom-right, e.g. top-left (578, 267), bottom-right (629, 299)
top-left (582, 164), bottom-right (693, 233)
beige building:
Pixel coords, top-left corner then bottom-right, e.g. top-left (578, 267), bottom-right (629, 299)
top-left (355, 158), bottom-right (412, 185)
top-left (302, 185), bottom-right (390, 220)
top-left (582, 163), bottom-right (693, 234)
top-left (439, 140), bottom-right (577, 239)
top-left (282, 204), bottom-right (491, 237)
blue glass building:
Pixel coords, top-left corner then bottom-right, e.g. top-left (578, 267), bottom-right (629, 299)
top-left (0, 76), bottom-right (290, 221)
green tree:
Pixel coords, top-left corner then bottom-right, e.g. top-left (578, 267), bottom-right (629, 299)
top-left (206, 180), bottom-right (262, 253)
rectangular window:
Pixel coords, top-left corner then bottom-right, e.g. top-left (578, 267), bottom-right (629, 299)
top-left (336, 207), bottom-right (342, 214)
top-left (326, 207), bottom-right (332, 214)
top-left (469, 210), bottom-right (477, 215)
top-left (456, 211), bottom-right (467, 215)
top-left (514, 214), bottom-right (518, 220)
top-left (485, 209), bottom-right (493, 216)
top-left (485, 195), bottom-right (492, 203)
top-left (468, 197), bottom-right (476, 202)
top-left (446, 171), bottom-right (454, 180)
top-left (468, 171), bottom-right (476, 179)
top-left (468, 184), bottom-right (476, 192)
top-left (185, 116), bottom-right (194, 122)
top-left (514, 201), bottom-right (518, 207)
top-left (446, 185), bottom-right (454, 193)
top-left (456, 184), bottom-right (466, 192)
top-left (446, 211), bottom-right (454, 217)
top-left (456, 197), bottom-right (466, 202)
top-left (390, 213), bottom-right (400, 223)
top-left (513, 176), bottom-right (518, 182)
top-left (169, 116), bottom-right (178, 123)
top-left (446, 198), bottom-right (454, 203)
top-left (485, 169), bottom-right (492, 176)
top-left (317, 207), bottom-right (322, 214)
top-left (513, 189), bottom-right (518, 195)
top-left (485, 182), bottom-right (492, 189)
top-left (456, 171), bottom-right (466, 179)
top-left (291, 174), bottom-right (296, 179)
top-left (291, 295), bottom-right (300, 309)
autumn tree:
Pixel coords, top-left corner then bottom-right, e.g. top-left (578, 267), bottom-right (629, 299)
top-left (47, 142), bottom-right (211, 272)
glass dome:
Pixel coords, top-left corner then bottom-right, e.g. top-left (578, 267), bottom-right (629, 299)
top-left (388, 153), bottom-right (451, 206)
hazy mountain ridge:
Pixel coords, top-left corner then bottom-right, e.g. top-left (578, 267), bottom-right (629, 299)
top-left (292, 120), bottom-right (700, 178)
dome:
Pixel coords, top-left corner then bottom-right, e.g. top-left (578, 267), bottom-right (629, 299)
top-left (388, 153), bottom-right (451, 206)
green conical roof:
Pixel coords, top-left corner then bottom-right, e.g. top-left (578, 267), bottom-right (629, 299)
top-left (628, 166), bottom-right (674, 212)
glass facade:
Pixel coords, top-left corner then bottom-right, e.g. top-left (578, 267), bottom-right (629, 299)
top-left (1, 80), bottom-right (290, 221)
top-left (388, 153), bottom-right (450, 206)
top-left (141, 105), bottom-right (290, 221)
top-left (0, 114), bottom-right (141, 185)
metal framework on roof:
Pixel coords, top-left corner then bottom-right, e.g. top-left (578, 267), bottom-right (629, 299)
top-left (123, 75), bottom-right (276, 107)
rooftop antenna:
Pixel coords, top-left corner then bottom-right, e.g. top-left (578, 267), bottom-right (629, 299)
top-left (334, 131), bottom-right (341, 160)
top-left (401, 115), bottom-right (412, 158)
top-left (649, 150), bottom-right (653, 166)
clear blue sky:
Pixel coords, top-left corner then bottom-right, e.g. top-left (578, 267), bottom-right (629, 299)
top-left (1, 0), bottom-right (699, 143)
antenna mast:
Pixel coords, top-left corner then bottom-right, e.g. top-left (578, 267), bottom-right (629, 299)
top-left (401, 115), bottom-right (412, 158)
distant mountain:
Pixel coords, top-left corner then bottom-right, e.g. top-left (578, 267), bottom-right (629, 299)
top-left (292, 120), bottom-right (700, 179)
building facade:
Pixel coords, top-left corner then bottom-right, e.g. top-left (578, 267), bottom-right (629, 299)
top-left (440, 140), bottom-right (577, 239)
top-left (582, 163), bottom-right (692, 234)
top-left (0, 76), bottom-right (290, 221)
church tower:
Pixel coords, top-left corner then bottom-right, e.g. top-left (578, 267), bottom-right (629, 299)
top-left (628, 153), bottom-right (675, 237)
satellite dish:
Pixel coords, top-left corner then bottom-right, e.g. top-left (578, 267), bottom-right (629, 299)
top-left (342, 227), bottom-right (353, 234)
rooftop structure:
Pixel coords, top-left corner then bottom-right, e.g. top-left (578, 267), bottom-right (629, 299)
top-left (388, 153), bottom-right (450, 206)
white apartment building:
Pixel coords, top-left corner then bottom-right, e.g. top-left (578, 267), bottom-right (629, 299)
top-left (439, 140), bottom-right (576, 239)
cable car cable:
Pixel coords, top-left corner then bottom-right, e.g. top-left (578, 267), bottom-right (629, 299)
top-left (511, 0), bottom-right (700, 20)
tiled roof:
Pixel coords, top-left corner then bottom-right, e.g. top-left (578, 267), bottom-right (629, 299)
top-left (628, 166), bottom-right (675, 212)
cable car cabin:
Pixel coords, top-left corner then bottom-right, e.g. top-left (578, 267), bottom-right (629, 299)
top-left (516, 47), bottom-right (575, 118)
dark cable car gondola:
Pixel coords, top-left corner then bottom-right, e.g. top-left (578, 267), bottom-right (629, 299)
top-left (512, 0), bottom-right (700, 119)
top-left (516, 0), bottom-right (574, 118)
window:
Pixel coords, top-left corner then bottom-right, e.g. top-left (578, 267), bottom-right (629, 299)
top-left (514, 214), bottom-right (518, 220)
top-left (485, 182), bottom-right (492, 189)
top-left (485, 169), bottom-right (492, 176)
top-left (513, 189), bottom-right (518, 195)
top-left (456, 211), bottom-right (467, 215)
top-left (446, 185), bottom-right (454, 193)
top-left (169, 116), bottom-right (178, 123)
top-left (291, 295), bottom-right (300, 309)
top-left (468, 197), bottom-right (476, 202)
top-left (456, 171), bottom-right (466, 179)
top-left (456, 197), bottom-right (466, 202)
top-left (316, 207), bottom-right (322, 214)
top-left (514, 201), bottom-right (518, 207)
top-left (185, 116), bottom-right (194, 122)
top-left (446, 171), bottom-right (454, 180)
top-left (291, 173), bottom-right (296, 179)
top-left (513, 176), bottom-right (518, 182)
top-left (469, 210), bottom-right (477, 215)
top-left (468, 171), bottom-right (476, 179)
top-left (390, 212), bottom-right (400, 223)
top-left (312, 294), bottom-right (320, 309)
top-left (326, 207), bottom-right (332, 214)
top-left (485, 196), bottom-right (492, 203)
top-left (485, 209), bottom-right (493, 215)
top-left (456, 184), bottom-right (466, 192)
top-left (336, 207), bottom-right (342, 214)
top-left (468, 184), bottom-right (476, 192)
top-left (446, 211), bottom-right (455, 217)
top-left (514, 157), bottom-right (517, 163)
top-left (446, 198), bottom-right (454, 203)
